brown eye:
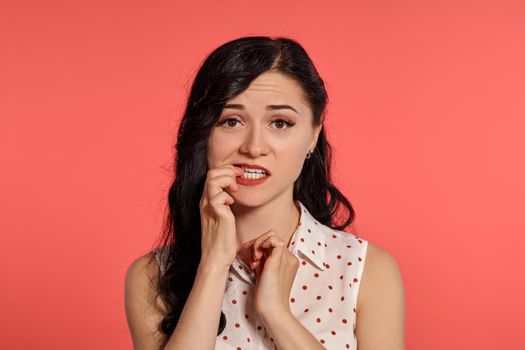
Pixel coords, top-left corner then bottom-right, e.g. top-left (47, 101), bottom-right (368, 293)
top-left (217, 118), bottom-right (241, 127)
top-left (272, 119), bottom-right (295, 129)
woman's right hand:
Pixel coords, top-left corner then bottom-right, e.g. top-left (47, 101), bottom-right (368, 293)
top-left (199, 164), bottom-right (244, 268)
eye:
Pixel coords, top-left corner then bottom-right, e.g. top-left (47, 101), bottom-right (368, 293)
top-left (271, 118), bottom-right (295, 129)
top-left (216, 117), bottom-right (242, 128)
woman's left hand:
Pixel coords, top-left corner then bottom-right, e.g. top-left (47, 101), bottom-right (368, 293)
top-left (244, 230), bottom-right (300, 317)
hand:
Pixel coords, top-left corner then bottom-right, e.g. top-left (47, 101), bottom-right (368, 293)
top-left (199, 164), bottom-right (244, 268)
top-left (244, 230), bottom-right (300, 316)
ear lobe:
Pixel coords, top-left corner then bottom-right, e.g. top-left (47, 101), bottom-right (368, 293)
top-left (310, 124), bottom-right (323, 149)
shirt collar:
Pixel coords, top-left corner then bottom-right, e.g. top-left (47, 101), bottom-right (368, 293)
top-left (229, 200), bottom-right (327, 285)
top-left (292, 200), bottom-right (327, 271)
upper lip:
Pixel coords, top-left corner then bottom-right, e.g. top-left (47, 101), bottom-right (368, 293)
top-left (234, 163), bottom-right (271, 175)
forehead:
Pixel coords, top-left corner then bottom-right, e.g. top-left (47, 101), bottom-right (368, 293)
top-left (225, 71), bottom-right (310, 114)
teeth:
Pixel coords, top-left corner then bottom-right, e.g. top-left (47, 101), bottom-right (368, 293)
top-left (242, 167), bottom-right (266, 174)
top-left (242, 172), bottom-right (267, 179)
top-left (240, 167), bottom-right (267, 179)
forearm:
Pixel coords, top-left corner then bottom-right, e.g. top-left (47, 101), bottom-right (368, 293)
top-left (261, 312), bottom-right (325, 350)
top-left (163, 260), bottom-right (229, 350)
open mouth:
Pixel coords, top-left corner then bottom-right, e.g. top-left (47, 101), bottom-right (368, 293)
top-left (234, 164), bottom-right (271, 177)
top-left (239, 169), bottom-right (268, 179)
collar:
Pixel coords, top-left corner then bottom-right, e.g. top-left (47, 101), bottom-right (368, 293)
top-left (230, 200), bottom-right (327, 285)
top-left (292, 200), bottom-right (327, 271)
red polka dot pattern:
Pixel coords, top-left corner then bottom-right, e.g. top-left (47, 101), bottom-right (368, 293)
top-left (171, 200), bottom-right (370, 350)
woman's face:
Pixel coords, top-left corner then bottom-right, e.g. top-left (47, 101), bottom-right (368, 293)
top-left (207, 71), bottom-right (322, 207)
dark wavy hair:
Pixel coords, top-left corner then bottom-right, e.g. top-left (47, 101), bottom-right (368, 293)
top-left (150, 35), bottom-right (356, 338)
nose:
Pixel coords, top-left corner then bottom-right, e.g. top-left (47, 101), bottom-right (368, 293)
top-left (238, 123), bottom-right (270, 157)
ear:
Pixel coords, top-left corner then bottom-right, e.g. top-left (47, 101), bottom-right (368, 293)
top-left (309, 123), bottom-right (323, 150)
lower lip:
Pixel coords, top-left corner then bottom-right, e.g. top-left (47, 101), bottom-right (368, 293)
top-left (236, 174), bottom-right (270, 186)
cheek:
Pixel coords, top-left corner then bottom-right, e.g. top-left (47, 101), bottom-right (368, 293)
top-left (275, 144), bottom-right (308, 178)
top-left (206, 135), bottom-right (220, 167)
top-left (207, 134), bottom-right (238, 166)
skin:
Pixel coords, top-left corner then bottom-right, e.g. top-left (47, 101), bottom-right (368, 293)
top-left (124, 70), bottom-right (406, 349)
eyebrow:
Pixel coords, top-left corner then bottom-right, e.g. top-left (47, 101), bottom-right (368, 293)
top-left (223, 103), bottom-right (299, 115)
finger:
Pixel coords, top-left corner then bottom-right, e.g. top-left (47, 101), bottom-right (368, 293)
top-left (209, 190), bottom-right (235, 207)
top-left (205, 174), bottom-right (241, 199)
top-left (260, 236), bottom-right (285, 263)
top-left (260, 236), bottom-right (285, 249)
top-left (208, 175), bottom-right (240, 196)
top-left (252, 236), bottom-right (282, 265)
top-left (204, 166), bottom-right (244, 198)
top-left (251, 239), bottom-right (285, 272)
top-left (252, 233), bottom-right (274, 261)
top-left (206, 192), bottom-right (237, 221)
top-left (206, 165), bottom-right (243, 183)
top-left (254, 253), bottom-right (265, 278)
top-left (252, 230), bottom-right (278, 261)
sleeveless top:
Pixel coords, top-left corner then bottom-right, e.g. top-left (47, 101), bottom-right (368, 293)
top-left (154, 200), bottom-right (368, 349)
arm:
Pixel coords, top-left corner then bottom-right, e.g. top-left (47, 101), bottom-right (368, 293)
top-left (124, 253), bottom-right (230, 350)
top-left (261, 312), bottom-right (326, 350)
top-left (355, 243), bottom-right (406, 350)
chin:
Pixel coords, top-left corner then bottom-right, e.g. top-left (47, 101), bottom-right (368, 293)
top-left (230, 183), bottom-right (290, 210)
top-left (231, 192), bottom-right (268, 208)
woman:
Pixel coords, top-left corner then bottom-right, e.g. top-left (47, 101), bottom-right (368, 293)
top-left (125, 36), bottom-right (405, 350)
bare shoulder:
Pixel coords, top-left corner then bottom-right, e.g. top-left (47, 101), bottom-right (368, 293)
top-left (356, 241), bottom-right (406, 350)
top-left (124, 251), bottom-right (169, 350)
top-left (356, 242), bottom-right (405, 311)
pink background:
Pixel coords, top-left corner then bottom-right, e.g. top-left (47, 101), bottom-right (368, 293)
top-left (2, 0), bottom-right (524, 349)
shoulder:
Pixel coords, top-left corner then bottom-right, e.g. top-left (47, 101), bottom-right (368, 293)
top-left (125, 251), bottom-right (160, 299)
top-left (124, 251), bottom-right (169, 349)
top-left (126, 250), bottom-right (157, 276)
top-left (357, 241), bottom-right (405, 311)
top-left (355, 241), bottom-right (406, 349)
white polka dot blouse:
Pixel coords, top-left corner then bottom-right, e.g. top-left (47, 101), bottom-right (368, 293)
top-left (154, 200), bottom-right (368, 349)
